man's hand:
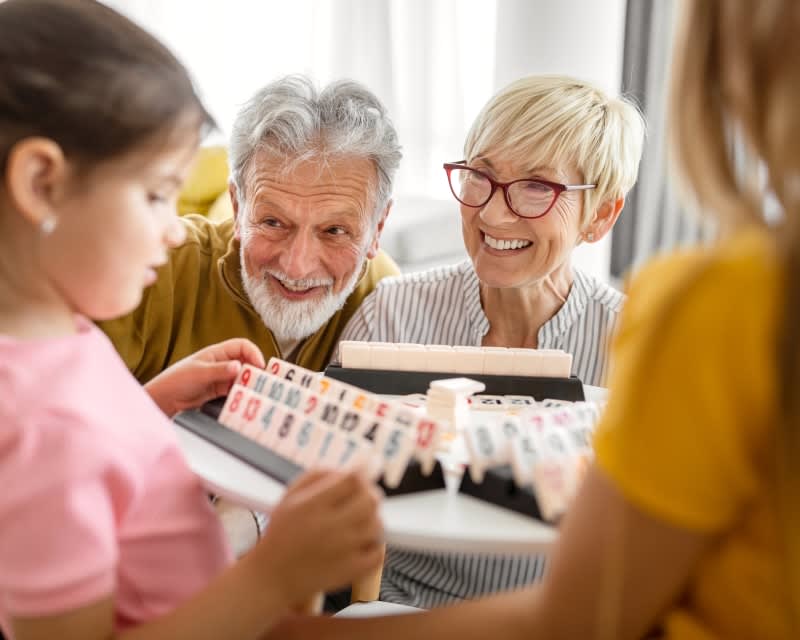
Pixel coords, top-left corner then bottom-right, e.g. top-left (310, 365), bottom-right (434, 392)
top-left (145, 338), bottom-right (266, 417)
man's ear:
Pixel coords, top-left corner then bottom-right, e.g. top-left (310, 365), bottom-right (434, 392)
top-left (228, 180), bottom-right (241, 240)
top-left (366, 198), bottom-right (393, 259)
top-left (5, 138), bottom-right (67, 228)
top-left (583, 196), bottom-right (625, 243)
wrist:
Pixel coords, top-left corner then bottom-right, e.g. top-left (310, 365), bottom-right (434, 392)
top-left (144, 379), bottom-right (175, 417)
top-left (239, 544), bottom-right (293, 615)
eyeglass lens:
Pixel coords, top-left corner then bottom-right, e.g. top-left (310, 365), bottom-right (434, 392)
top-left (448, 167), bottom-right (555, 217)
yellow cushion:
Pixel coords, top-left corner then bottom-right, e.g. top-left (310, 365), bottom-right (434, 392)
top-left (178, 146), bottom-right (230, 217)
top-left (206, 189), bottom-right (234, 222)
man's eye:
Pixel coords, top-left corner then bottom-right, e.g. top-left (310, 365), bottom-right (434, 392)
top-left (325, 226), bottom-right (347, 236)
top-left (262, 218), bottom-right (282, 228)
top-left (148, 193), bottom-right (168, 204)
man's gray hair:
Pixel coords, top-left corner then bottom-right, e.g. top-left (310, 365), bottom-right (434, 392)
top-left (229, 75), bottom-right (402, 222)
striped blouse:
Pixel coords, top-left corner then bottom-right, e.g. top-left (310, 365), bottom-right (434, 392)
top-left (338, 259), bottom-right (625, 608)
top-left (339, 259), bottom-right (624, 387)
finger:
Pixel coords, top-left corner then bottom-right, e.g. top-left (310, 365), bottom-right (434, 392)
top-left (285, 467), bottom-right (339, 493)
top-left (288, 469), bottom-right (362, 510)
top-left (341, 541), bottom-right (387, 582)
top-left (350, 508), bottom-right (385, 550)
top-left (330, 483), bottom-right (382, 530)
top-left (186, 360), bottom-right (242, 400)
top-left (330, 514), bottom-right (383, 560)
top-left (210, 361), bottom-right (244, 398)
top-left (346, 458), bottom-right (384, 484)
top-left (212, 338), bottom-right (266, 368)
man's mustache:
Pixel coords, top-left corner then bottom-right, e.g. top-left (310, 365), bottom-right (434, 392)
top-left (262, 269), bottom-right (334, 289)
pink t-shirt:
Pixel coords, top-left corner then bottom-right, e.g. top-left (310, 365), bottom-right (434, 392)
top-left (0, 320), bottom-right (233, 637)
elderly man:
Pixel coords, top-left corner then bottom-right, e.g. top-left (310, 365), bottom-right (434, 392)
top-left (99, 74), bottom-right (401, 382)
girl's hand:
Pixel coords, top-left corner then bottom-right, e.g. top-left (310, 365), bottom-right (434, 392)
top-left (250, 468), bottom-right (385, 609)
top-left (145, 338), bottom-right (265, 417)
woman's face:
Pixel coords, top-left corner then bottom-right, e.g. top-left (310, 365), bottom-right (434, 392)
top-left (459, 155), bottom-right (586, 290)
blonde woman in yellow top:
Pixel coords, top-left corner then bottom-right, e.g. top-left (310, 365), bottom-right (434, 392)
top-left (272, 1), bottom-right (800, 638)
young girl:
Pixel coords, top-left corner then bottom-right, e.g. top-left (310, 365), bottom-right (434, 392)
top-left (272, 1), bottom-right (800, 638)
top-left (0, 1), bottom-right (382, 639)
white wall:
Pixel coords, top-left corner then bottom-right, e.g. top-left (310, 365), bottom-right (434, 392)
top-left (494, 0), bottom-right (628, 281)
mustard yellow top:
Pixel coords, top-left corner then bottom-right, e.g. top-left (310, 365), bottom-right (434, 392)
top-left (97, 215), bottom-right (400, 383)
top-left (594, 228), bottom-right (792, 639)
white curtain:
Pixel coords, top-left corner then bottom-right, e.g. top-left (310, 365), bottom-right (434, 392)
top-left (105, 0), bottom-right (498, 201)
top-left (611, 0), bottom-right (718, 280)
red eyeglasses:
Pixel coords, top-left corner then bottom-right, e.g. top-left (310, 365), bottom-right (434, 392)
top-left (443, 161), bottom-right (596, 219)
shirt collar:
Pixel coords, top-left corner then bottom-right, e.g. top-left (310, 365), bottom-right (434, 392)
top-left (461, 260), bottom-right (491, 338)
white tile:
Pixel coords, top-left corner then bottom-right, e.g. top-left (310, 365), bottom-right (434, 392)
top-left (481, 347), bottom-right (515, 375)
top-left (539, 350), bottom-right (573, 378)
top-left (395, 343), bottom-right (428, 371)
top-left (429, 377), bottom-right (486, 396)
top-left (424, 345), bottom-right (457, 373)
top-left (510, 348), bottom-right (545, 376)
top-left (339, 340), bottom-right (372, 369)
top-left (452, 346), bottom-right (484, 374)
top-left (369, 343), bottom-right (400, 370)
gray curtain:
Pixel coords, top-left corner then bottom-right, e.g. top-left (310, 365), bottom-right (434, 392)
top-left (611, 0), bottom-right (716, 280)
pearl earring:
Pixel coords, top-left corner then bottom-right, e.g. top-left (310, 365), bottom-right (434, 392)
top-left (40, 216), bottom-right (57, 235)
top-left (585, 231), bottom-right (595, 242)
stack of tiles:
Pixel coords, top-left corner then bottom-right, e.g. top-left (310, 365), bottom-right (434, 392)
top-left (215, 357), bottom-right (448, 487)
top-left (339, 341), bottom-right (573, 377)
top-left (462, 399), bottom-right (602, 522)
top-left (424, 377), bottom-right (486, 430)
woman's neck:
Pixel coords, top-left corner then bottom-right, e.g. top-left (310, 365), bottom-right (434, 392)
top-left (480, 264), bottom-right (574, 349)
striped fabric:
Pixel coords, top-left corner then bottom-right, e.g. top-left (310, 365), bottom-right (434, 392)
top-left (380, 548), bottom-right (549, 609)
top-left (339, 259), bottom-right (624, 387)
top-left (338, 259), bottom-right (625, 608)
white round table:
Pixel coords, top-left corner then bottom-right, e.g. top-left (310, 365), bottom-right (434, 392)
top-left (174, 385), bottom-right (605, 555)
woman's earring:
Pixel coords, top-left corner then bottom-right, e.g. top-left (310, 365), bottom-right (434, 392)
top-left (585, 231), bottom-right (595, 242)
top-left (40, 216), bottom-right (58, 235)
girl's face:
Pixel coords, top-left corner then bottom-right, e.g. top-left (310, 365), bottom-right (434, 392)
top-left (43, 141), bottom-right (196, 320)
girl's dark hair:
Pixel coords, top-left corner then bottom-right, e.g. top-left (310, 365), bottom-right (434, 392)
top-left (0, 0), bottom-right (214, 174)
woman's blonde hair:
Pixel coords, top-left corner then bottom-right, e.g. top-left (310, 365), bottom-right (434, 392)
top-left (463, 75), bottom-right (645, 226)
top-left (670, 0), bottom-right (800, 623)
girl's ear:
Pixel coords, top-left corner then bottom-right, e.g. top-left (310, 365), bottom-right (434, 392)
top-left (582, 196), bottom-right (625, 243)
top-left (5, 137), bottom-right (67, 229)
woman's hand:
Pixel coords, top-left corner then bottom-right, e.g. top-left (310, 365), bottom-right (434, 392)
top-left (145, 338), bottom-right (266, 417)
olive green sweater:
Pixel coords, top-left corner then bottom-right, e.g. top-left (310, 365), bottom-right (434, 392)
top-left (98, 215), bottom-right (399, 382)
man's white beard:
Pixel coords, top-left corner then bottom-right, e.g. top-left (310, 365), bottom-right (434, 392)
top-left (240, 248), bottom-right (365, 343)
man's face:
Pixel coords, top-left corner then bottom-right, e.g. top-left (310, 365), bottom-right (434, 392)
top-left (233, 151), bottom-right (386, 342)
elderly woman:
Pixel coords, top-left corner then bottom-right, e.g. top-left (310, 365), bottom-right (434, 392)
top-left (338, 74), bottom-right (645, 608)
top-left (340, 74), bottom-right (644, 387)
